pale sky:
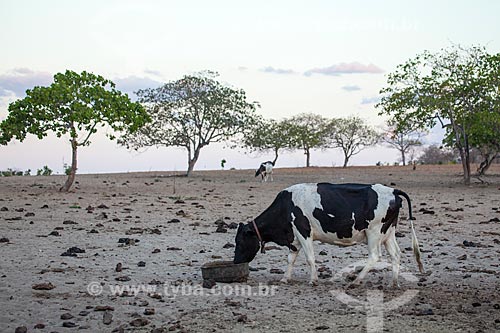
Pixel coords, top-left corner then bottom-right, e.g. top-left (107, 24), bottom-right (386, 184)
top-left (1, 0), bottom-right (499, 174)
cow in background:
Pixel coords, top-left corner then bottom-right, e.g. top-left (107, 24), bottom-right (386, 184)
top-left (255, 161), bottom-right (274, 182)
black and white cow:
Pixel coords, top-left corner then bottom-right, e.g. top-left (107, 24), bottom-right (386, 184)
top-left (234, 183), bottom-right (424, 287)
top-left (255, 161), bottom-right (274, 182)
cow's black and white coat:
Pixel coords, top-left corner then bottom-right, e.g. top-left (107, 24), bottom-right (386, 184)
top-left (255, 161), bottom-right (274, 182)
top-left (234, 183), bottom-right (424, 286)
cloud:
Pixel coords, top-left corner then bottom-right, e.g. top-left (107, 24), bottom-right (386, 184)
top-left (260, 66), bottom-right (296, 75)
top-left (113, 76), bottom-right (163, 97)
top-left (0, 68), bottom-right (53, 97)
top-left (304, 62), bottom-right (384, 76)
top-left (237, 66), bottom-right (248, 71)
top-left (361, 96), bottom-right (381, 104)
top-left (341, 85), bottom-right (361, 92)
top-left (143, 69), bottom-right (162, 77)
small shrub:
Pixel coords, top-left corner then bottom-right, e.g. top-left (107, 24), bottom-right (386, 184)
top-left (36, 165), bottom-right (53, 176)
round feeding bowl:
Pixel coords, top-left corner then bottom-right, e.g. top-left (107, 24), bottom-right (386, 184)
top-left (201, 261), bottom-right (249, 283)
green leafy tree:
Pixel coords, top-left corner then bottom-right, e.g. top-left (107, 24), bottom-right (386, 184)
top-left (328, 116), bottom-right (380, 167)
top-left (377, 45), bottom-right (500, 184)
top-left (0, 70), bottom-right (149, 191)
top-left (119, 71), bottom-right (260, 176)
top-left (241, 118), bottom-right (293, 164)
top-left (284, 113), bottom-right (330, 167)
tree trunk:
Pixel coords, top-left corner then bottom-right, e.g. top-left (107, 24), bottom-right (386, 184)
top-left (272, 148), bottom-right (279, 165)
top-left (60, 139), bottom-right (78, 192)
top-left (342, 150), bottom-right (349, 168)
top-left (186, 146), bottom-right (201, 177)
top-left (477, 153), bottom-right (497, 175)
top-left (305, 149), bottom-right (310, 167)
top-left (401, 150), bottom-right (406, 166)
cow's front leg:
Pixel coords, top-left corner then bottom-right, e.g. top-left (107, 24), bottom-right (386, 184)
top-left (353, 232), bottom-right (380, 285)
top-left (302, 240), bottom-right (318, 286)
top-left (280, 245), bottom-right (301, 284)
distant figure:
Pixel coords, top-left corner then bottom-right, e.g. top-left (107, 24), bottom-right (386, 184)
top-left (255, 161), bottom-right (274, 182)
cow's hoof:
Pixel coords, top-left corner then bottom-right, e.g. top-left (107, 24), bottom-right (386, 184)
top-left (309, 280), bottom-right (319, 287)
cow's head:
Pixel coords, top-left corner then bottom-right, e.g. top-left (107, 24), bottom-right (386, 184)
top-left (234, 222), bottom-right (260, 264)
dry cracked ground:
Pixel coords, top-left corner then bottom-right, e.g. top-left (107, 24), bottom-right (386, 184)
top-left (0, 164), bottom-right (499, 333)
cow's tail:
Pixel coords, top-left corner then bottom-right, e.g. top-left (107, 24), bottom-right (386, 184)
top-left (395, 189), bottom-right (425, 274)
top-left (255, 168), bottom-right (261, 177)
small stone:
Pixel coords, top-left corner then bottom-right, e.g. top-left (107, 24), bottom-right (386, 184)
top-left (32, 282), bottom-right (55, 290)
top-left (79, 311), bottom-right (90, 316)
top-left (237, 314), bottom-right (248, 323)
top-left (49, 230), bottom-right (60, 236)
top-left (129, 317), bottom-right (149, 327)
top-left (270, 268), bottom-right (284, 274)
top-left (94, 305), bottom-right (114, 311)
top-left (318, 250), bottom-right (327, 255)
top-left (315, 325), bottom-right (330, 330)
top-left (0, 237), bottom-right (9, 243)
top-left (60, 313), bottom-right (74, 320)
top-left (15, 327), bottom-right (27, 333)
top-left (144, 308), bottom-right (155, 315)
top-left (62, 321), bottom-right (77, 328)
top-left (138, 261), bottom-right (146, 267)
top-left (202, 279), bottom-right (216, 289)
top-left (152, 248), bottom-right (161, 254)
top-left (115, 276), bottom-right (131, 282)
top-left (223, 243), bottom-right (235, 249)
top-left (34, 323), bottom-right (45, 329)
top-left (472, 302), bottom-right (481, 307)
top-left (215, 225), bottom-right (227, 233)
top-left (115, 263), bottom-right (122, 272)
top-left (457, 254), bottom-right (467, 260)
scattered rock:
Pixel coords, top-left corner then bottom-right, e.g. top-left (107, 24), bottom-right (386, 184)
top-left (166, 247), bottom-right (182, 251)
top-left (15, 326), bottom-right (27, 333)
top-left (419, 208), bottom-right (435, 215)
top-left (61, 247), bottom-right (85, 257)
top-left (174, 199), bottom-right (185, 204)
top-left (395, 231), bottom-right (405, 237)
top-left (237, 314), bottom-right (248, 323)
top-left (167, 218), bottom-right (181, 223)
top-left (34, 323), bottom-right (45, 329)
top-left (32, 282), bottom-right (55, 290)
top-left (228, 222), bottom-right (238, 229)
top-left (472, 302), bottom-right (481, 307)
top-left (115, 276), bottom-right (131, 282)
top-left (319, 250), bottom-right (327, 255)
top-left (215, 225), bottom-right (228, 233)
top-left (144, 308), bottom-right (155, 315)
top-left (25, 212), bottom-right (35, 217)
top-left (79, 311), bottom-right (90, 316)
top-left (49, 230), bottom-right (60, 236)
top-left (152, 248), bottom-right (161, 254)
top-left (463, 240), bottom-right (482, 247)
top-left (103, 312), bottom-right (113, 325)
top-left (129, 317), bottom-right (149, 327)
top-left (62, 321), bottom-right (77, 328)
top-left (63, 220), bottom-right (78, 225)
top-left (223, 243), bottom-right (235, 249)
top-left (202, 279), bottom-right (216, 289)
top-left (138, 261), bottom-right (146, 267)
top-left (60, 313), bottom-right (74, 320)
top-left (97, 204), bottom-right (109, 209)
top-left (41, 205), bottom-right (49, 209)
top-left (270, 268), bottom-right (284, 274)
top-left (0, 207), bottom-right (8, 211)
top-left (94, 305), bottom-right (114, 311)
top-left (115, 263), bottom-right (122, 272)
top-left (315, 325), bottom-right (330, 330)
top-left (457, 254), bottom-right (467, 260)
top-left (118, 238), bottom-right (139, 245)
top-left (0, 237), bottom-right (9, 243)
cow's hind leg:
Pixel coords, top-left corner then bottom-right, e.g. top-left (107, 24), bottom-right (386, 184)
top-left (353, 231), bottom-right (381, 285)
top-left (302, 238), bottom-right (318, 286)
top-left (280, 243), bottom-right (301, 284)
top-left (384, 232), bottom-right (401, 288)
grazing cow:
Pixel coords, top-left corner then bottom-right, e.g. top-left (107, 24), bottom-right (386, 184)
top-left (234, 183), bottom-right (424, 287)
top-left (255, 161), bottom-right (274, 182)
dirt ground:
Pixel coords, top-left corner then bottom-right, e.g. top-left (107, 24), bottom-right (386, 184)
top-left (0, 164), bottom-right (499, 333)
